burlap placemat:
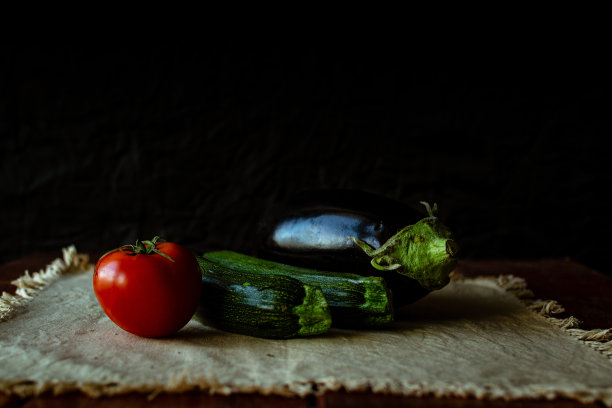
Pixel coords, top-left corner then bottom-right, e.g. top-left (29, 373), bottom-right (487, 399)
top-left (1, 247), bottom-right (611, 405)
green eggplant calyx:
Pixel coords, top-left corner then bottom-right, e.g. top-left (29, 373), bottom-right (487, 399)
top-left (349, 213), bottom-right (458, 291)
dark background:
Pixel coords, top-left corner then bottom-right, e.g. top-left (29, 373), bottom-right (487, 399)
top-left (1, 44), bottom-right (610, 275)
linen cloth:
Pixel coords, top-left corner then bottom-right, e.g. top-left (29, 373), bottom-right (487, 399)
top-left (1, 248), bottom-right (611, 405)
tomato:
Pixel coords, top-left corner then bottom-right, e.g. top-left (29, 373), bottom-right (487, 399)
top-left (93, 237), bottom-right (202, 338)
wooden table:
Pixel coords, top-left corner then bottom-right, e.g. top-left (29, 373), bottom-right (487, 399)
top-left (1, 254), bottom-right (611, 408)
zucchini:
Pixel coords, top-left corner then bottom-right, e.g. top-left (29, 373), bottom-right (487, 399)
top-left (203, 250), bottom-right (393, 327)
top-left (194, 256), bottom-right (331, 339)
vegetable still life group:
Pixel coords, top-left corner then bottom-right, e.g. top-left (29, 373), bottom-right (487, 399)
top-left (93, 190), bottom-right (459, 339)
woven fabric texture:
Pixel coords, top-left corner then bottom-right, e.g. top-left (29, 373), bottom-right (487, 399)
top-left (1, 249), bottom-right (611, 405)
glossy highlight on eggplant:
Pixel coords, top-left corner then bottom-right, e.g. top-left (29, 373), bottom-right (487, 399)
top-left (272, 213), bottom-right (383, 251)
top-left (255, 189), bottom-right (459, 306)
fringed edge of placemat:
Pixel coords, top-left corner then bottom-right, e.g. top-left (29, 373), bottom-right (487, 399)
top-left (454, 273), bottom-right (612, 360)
top-left (2, 375), bottom-right (612, 407)
top-left (0, 246), bottom-right (90, 322)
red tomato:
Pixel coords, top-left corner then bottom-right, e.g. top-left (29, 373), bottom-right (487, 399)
top-left (93, 237), bottom-right (202, 338)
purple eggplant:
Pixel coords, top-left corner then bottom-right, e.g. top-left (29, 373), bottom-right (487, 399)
top-left (255, 189), bottom-right (459, 306)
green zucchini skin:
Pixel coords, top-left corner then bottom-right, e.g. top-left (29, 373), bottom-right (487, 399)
top-left (203, 250), bottom-right (393, 328)
top-left (194, 256), bottom-right (331, 339)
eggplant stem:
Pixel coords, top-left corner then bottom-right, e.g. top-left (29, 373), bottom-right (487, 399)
top-left (419, 201), bottom-right (438, 218)
top-left (371, 257), bottom-right (402, 271)
top-left (348, 237), bottom-right (371, 254)
top-left (349, 236), bottom-right (403, 271)
top-left (349, 233), bottom-right (402, 256)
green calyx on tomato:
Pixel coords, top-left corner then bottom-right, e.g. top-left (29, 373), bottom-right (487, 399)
top-left (101, 236), bottom-right (175, 262)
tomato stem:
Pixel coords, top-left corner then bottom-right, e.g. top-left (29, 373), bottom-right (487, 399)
top-left (101, 236), bottom-right (175, 262)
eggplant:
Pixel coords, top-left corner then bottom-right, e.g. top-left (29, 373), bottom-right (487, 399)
top-left (255, 189), bottom-right (459, 306)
